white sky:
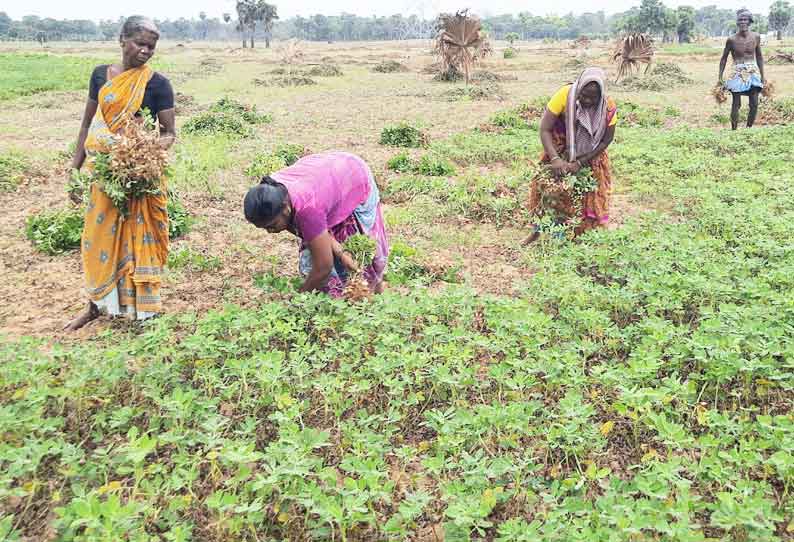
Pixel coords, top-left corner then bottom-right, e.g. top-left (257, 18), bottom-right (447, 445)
top-left (0, 0), bottom-right (774, 21)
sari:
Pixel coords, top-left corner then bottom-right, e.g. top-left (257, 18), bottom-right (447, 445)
top-left (81, 65), bottom-right (170, 320)
top-left (529, 68), bottom-right (617, 236)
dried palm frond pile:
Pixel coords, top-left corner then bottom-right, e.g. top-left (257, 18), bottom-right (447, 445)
top-left (81, 116), bottom-right (168, 216)
top-left (768, 50), bottom-right (794, 64)
top-left (711, 84), bottom-right (728, 104)
top-left (434, 9), bottom-right (492, 85)
top-left (612, 33), bottom-right (654, 82)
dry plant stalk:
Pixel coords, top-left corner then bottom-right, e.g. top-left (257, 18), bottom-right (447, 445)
top-left (110, 117), bottom-right (168, 182)
top-left (711, 84), bottom-right (728, 104)
top-left (277, 39), bottom-right (305, 77)
top-left (612, 33), bottom-right (654, 81)
top-left (761, 80), bottom-right (776, 101)
top-left (343, 276), bottom-right (372, 302)
top-left (434, 9), bottom-right (492, 84)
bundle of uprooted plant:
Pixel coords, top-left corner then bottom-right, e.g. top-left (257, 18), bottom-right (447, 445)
top-left (342, 233), bottom-right (376, 301)
top-left (531, 165), bottom-right (598, 236)
top-left (711, 83), bottom-right (728, 104)
top-left (761, 80), bottom-right (776, 101)
top-left (82, 115), bottom-right (168, 215)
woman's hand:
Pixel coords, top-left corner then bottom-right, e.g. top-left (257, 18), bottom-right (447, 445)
top-left (567, 160), bottom-right (582, 174)
top-left (549, 157), bottom-right (568, 177)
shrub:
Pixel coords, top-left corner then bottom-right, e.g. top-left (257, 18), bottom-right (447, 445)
top-left (380, 123), bottom-right (427, 148)
top-left (503, 47), bottom-right (517, 59)
top-left (182, 112), bottom-right (254, 138)
top-left (167, 194), bottom-right (191, 239)
top-left (26, 207), bottom-right (84, 255)
top-left (305, 64), bottom-right (343, 77)
top-left (372, 60), bottom-right (407, 73)
top-left (209, 97), bottom-right (271, 125)
top-left (386, 152), bottom-right (413, 173)
top-left (0, 152), bottom-right (30, 191)
top-left (444, 83), bottom-right (503, 101)
top-left (245, 153), bottom-right (287, 179)
top-left (415, 154), bottom-right (455, 176)
top-left (245, 144), bottom-right (307, 179)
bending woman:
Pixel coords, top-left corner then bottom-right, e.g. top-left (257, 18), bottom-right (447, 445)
top-left (65, 16), bottom-right (175, 330)
top-left (244, 151), bottom-right (390, 296)
top-left (526, 67), bottom-right (617, 244)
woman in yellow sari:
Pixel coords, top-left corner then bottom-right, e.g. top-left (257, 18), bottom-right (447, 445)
top-left (65, 16), bottom-right (176, 331)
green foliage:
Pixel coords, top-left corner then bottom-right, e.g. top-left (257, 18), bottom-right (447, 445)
top-left (343, 234), bottom-right (377, 269)
top-left (372, 60), bottom-right (407, 73)
top-left (384, 169), bottom-right (528, 226)
top-left (503, 47), bottom-right (517, 59)
top-left (182, 111), bottom-right (255, 138)
top-left (504, 32), bottom-right (520, 45)
top-left (386, 152), bottom-right (412, 173)
top-left (385, 241), bottom-right (426, 284)
top-left (167, 246), bottom-right (221, 272)
top-left (25, 207), bottom-right (84, 255)
top-left (387, 153), bottom-right (455, 176)
top-left (620, 101), bottom-right (666, 127)
top-left (443, 83), bottom-right (503, 101)
top-left (489, 110), bottom-right (528, 129)
top-left (6, 122), bottom-right (794, 539)
top-left (167, 194), bottom-right (191, 239)
top-left (209, 96), bottom-right (272, 125)
top-left (0, 53), bottom-right (101, 100)
top-left (380, 122), bottom-right (427, 148)
top-left (415, 154), bottom-right (455, 176)
top-left (0, 151), bottom-right (30, 191)
top-left (245, 143), bottom-right (306, 178)
top-left (170, 134), bottom-right (236, 196)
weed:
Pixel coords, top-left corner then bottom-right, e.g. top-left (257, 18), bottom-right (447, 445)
top-left (167, 194), bottom-right (191, 239)
top-left (209, 97), bottom-right (271, 125)
top-left (372, 60), bottom-right (407, 73)
top-left (167, 246), bottom-right (221, 272)
top-left (444, 83), bottom-right (503, 101)
top-left (0, 152), bottom-right (30, 192)
top-left (182, 112), bottom-right (254, 138)
top-left (386, 152), bottom-right (413, 173)
top-left (25, 207), bottom-right (84, 255)
top-left (306, 64), bottom-right (343, 77)
top-left (415, 154), bottom-right (456, 176)
top-left (380, 123), bottom-right (428, 148)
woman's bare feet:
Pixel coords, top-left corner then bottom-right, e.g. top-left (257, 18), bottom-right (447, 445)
top-left (374, 280), bottom-right (386, 294)
top-left (64, 302), bottom-right (100, 331)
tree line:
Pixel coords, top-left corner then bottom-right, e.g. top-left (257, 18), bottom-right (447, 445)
top-left (0, 0), bottom-right (791, 45)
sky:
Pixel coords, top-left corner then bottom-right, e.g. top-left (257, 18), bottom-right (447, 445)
top-left (0, 0), bottom-right (774, 22)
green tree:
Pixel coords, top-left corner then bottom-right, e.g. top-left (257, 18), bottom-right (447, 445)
top-left (637, 0), bottom-right (667, 35)
top-left (769, 0), bottom-right (792, 40)
top-left (0, 12), bottom-right (12, 36)
top-left (676, 6), bottom-right (695, 42)
top-left (505, 31), bottom-right (519, 45)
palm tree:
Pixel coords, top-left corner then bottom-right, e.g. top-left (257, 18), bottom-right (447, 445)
top-left (260, 2), bottom-right (279, 48)
top-left (236, 0), bottom-right (278, 49)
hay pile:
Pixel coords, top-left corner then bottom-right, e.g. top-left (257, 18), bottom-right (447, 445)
top-left (372, 60), bottom-right (408, 73)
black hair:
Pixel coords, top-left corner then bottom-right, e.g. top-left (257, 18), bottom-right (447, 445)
top-left (736, 8), bottom-right (754, 24)
top-left (120, 16), bottom-right (160, 41)
top-left (243, 177), bottom-right (289, 224)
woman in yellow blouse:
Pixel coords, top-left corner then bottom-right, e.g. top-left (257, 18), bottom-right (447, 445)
top-left (526, 67), bottom-right (617, 243)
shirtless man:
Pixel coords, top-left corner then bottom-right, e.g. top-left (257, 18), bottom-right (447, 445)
top-left (718, 9), bottom-right (765, 130)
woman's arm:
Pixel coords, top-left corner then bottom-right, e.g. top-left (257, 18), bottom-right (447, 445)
top-left (156, 108), bottom-right (176, 150)
top-left (539, 109), bottom-right (570, 176)
top-left (70, 98), bottom-right (98, 171)
top-left (756, 35), bottom-right (765, 82)
top-left (576, 125), bottom-right (616, 167)
top-left (299, 231), bottom-right (334, 293)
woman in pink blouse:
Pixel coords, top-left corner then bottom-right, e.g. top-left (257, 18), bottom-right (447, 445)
top-left (244, 151), bottom-right (390, 296)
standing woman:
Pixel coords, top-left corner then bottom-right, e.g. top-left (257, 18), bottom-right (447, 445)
top-left (65, 16), bottom-right (176, 330)
top-left (244, 151), bottom-right (390, 297)
top-left (525, 67), bottom-right (617, 244)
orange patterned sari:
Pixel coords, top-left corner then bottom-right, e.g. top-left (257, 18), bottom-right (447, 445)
top-left (528, 97), bottom-right (617, 236)
top-left (81, 65), bottom-right (169, 319)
